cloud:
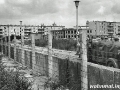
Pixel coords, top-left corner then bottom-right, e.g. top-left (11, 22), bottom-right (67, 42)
top-left (111, 0), bottom-right (120, 14)
top-left (13, 0), bottom-right (58, 14)
top-left (97, 6), bottom-right (105, 15)
top-left (0, 0), bottom-right (120, 28)
top-left (0, 0), bottom-right (5, 4)
top-left (0, 0), bottom-right (59, 19)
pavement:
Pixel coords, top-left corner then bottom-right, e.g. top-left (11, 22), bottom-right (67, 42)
top-left (1, 56), bottom-right (48, 90)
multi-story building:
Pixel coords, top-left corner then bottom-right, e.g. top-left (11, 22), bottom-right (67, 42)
top-left (86, 21), bottom-right (120, 37)
top-left (0, 23), bottom-right (65, 39)
top-left (52, 26), bottom-right (89, 40)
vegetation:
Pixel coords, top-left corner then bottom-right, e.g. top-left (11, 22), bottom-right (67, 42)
top-left (44, 76), bottom-right (69, 90)
top-left (0, 55), bottom-right (32, 90)
top-left (52, 39), bottom-right (77, 51)
top-left (35, 39), bottom-right (48, 47)
top-left (25, 39), bottom-right (77, 51)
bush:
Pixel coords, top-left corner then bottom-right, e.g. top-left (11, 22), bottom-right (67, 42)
top-left (52, 39), bottom-right (77, 51)
top-left (0, 55), bottom-right (32, 90)
top-left (24, 39), bottom-right (77, 51)
top-left (35, 39), bottom-right (48, 47)
top-left (24, 39), bottom-right (31, 45)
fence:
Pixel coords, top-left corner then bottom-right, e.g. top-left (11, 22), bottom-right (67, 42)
top-left (1, 30), bottom-right (120, 90)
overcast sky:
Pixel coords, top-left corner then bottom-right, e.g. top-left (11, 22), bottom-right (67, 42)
top-left (0, 0), bottom-right (120, 28)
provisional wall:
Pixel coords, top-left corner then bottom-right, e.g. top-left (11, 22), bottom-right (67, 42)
top-left (1, 43), bottom-right (120, 90)
top-left (88, 62), bottom-right (120, 90)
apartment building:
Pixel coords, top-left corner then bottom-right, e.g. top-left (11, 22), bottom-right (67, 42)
top-left (86, 21), bottom-right (120, 37)
top-left (0, 23), bottom-right (65, 39)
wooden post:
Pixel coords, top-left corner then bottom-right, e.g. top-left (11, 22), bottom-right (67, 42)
top-left (80, 28), bottom-right (88, 90)
top-left (20, 21), bottom-right (24, 65)
top-left (31, 33), bottom-right (35, 71)
top-left (14, 30), bottom-right (16, 61)
top-left (48, 30), bottom-right (53, 77)
top-left (8, 25), bottom-right (11, 59)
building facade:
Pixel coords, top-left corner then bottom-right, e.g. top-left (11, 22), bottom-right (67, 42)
top-left (0, 23), bottom-right (65, 39)
top-left (86, 21), bottom-right (120, 37)
top-left (52, 26), bottom-right (89, 40)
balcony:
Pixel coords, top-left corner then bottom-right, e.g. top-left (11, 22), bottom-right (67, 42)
top-left (118, 31), bottom-right (120, 34)
top-left (108, 31), bottom-right (114, 34)
top-left (107, 24), bottom-right (113, 27)
top-left (24, 29), bottom-right (31, 32)
top-left (118, 29), bottom-right (120, 31)
top-left (107, 26), bottom-right (114, 30)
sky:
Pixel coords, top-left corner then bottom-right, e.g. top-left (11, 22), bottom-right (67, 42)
top-left (0, 0), bottom-right (120, 28)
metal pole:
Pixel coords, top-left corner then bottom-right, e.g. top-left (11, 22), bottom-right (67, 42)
top-left (76, 6), bottom-right (78, 43)
top-left (74, 0), bottom-right (80, 55)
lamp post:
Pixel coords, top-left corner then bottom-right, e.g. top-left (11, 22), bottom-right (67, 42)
top-left (74, 0), bottom-right (80, 55)
top-left (20, 21), bottom-right (24, 65)
top-left (20, 21), bottom-right (23, 46)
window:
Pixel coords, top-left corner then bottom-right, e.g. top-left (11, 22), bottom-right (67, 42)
top-left (74, 31), bottom-right (76, 34)
top-left (87, 30), bottom-right (89, 33)
top-left (90, 30), bottom-right (92, 33)
top-left (68, 35), bottom-right (70, 38)
top-left (68, 31), bottom-right (70, 34)
top-left (71, 31), bottom-right (73, 34)
top-left (74, 35), bottom-right (76, 38)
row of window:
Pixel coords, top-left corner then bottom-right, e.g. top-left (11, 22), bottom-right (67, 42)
top-left (52, 30), bottom-right (77, 35)
top-left (65, 35), bottom-right (76, 38)
top-left (87, 30), bottom-right (92, 33)
top-left (65, 30), bottom-right (76, 34)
